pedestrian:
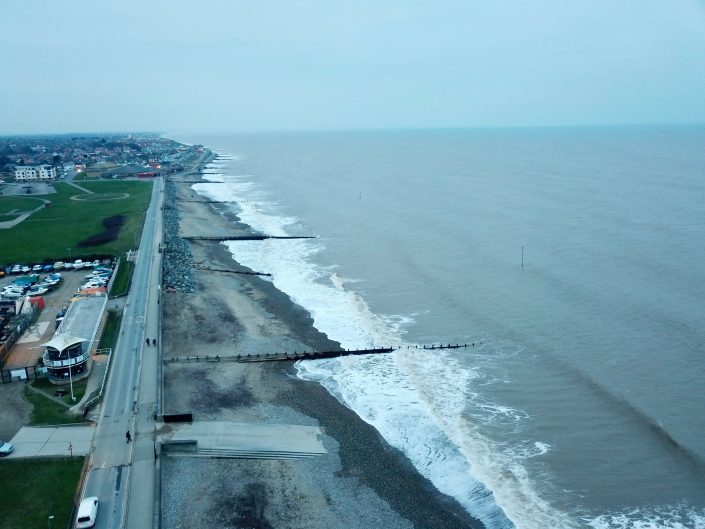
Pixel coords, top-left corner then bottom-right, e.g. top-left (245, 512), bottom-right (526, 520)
top-left (145, 338), bottom-right (149, 346)
top-left (152, 338), bottom-right (156, 346)
top-left (126, 430), bottom-right (132, 443)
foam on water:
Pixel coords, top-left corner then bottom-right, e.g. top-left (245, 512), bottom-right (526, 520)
top-left (584, 507), bottom-right (705, 529)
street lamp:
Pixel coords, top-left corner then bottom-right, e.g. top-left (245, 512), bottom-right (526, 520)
top-left (48, 515), bottom-right (54, 529)
top-left (67, 247), bottom-right (72, 262)
top-left (68, 363), bottom-right (75, 402)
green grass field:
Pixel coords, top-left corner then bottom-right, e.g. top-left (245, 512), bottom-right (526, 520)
top-left (24, 386), bottom-right (86, 426)
top-left (0, 458), bottom-right (84, 529)
top-left (0, 181), bottom-right (152, 265)
top-left (31, 378), bottom-right (88, 406)
top-left (0, 196), bottom-right (45, 215)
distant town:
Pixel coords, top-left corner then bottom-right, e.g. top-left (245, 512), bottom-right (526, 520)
top-left (0, 134), bottom-right (205, 183)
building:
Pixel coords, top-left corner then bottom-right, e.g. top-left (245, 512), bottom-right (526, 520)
top-left (42, 294), bottom-right (107, 383)
top-left (14, 164), bottom-right (57, 181)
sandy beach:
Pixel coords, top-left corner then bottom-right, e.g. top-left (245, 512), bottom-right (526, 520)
top-left (160, 159), bottom-right (482, 529)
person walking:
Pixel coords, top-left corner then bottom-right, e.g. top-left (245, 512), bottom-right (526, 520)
top-left (145, 338), bottom-right (149, 346)
top-left (152, 338), bottom-right (156, 346)
top-left (126, 430), bottom-right (132, 443)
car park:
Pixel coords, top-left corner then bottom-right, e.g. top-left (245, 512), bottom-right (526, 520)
top-left (0, 441), bottom-right (14, 457)
top-left (1, 291), bottom-right (23, 300)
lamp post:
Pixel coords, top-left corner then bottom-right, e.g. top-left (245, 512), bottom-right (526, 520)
top-left (67, 247), bottom-right (72, 262)
top-left (68, 361), bottom-right (75, 402)
top-left (48, 515), bottom-right (54, 529)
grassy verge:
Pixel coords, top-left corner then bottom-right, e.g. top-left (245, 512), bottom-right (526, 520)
top-left (24, 386), bottom-right (85, 425)
top-left (0, 458), bottom-right (84, 529)
top-left (110, 258), bottom-right (134, 297)
top-left (0, 180), bottom-right (152, 264)
top-left (98, 309), bottom-right (121, 350)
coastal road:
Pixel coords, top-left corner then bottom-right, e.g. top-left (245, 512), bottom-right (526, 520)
top-left (81, 177), bottom-right (164, 529)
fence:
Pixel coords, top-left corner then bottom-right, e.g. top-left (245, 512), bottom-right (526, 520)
top-left (0, 364), bottom-right (41, 384)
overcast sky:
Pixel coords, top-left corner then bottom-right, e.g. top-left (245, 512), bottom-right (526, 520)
top-left (2, 0), bottom-right (705, 134)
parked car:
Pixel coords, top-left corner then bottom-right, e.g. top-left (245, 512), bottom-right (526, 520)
top-left (31, 264), bottom-right (43, 272)
top-left (0, 441), bottom-right (14, 457)
top-left (11, 264), bottom-right (21, 274)
top-left (20, 266), bottom-right (30, 273)
top-left (90, 259), bottom-right (100, 267)
top-left (75, 496), bottom-right (99, 528)
top-left (53, 261), bottom-right (65, 270)
top-left (43, 264), bottom-right (54, 272)
top-left (64, 263), bottom-right (74, 270)
top-left (27, 286), bottom-right (48, 296)
top-left (73, 259), bottom-right (85, 269)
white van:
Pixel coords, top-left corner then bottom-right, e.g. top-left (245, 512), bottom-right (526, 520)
top-left (75, 496), bottom-right (99, 528)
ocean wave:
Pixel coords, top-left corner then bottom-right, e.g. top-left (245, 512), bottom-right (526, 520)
top-left (584, 506), bottom-right (705, 529)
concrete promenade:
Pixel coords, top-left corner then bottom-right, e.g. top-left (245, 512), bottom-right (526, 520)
top-left (8, 424), bottom-right (95, 458)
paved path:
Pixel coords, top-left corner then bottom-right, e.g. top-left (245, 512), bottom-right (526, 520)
top-left (65, 181), bottom-right (94, 194)
top-left (6, 425), bottom-right (95, 458)
top-left (0, 199), bottom-right (50, 229)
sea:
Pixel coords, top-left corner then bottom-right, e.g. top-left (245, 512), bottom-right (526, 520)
top-left (171, 126), bottom-right (705, 529)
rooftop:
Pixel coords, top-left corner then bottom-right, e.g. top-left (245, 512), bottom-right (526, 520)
top-left (57, 294), bottom-right (107, 342)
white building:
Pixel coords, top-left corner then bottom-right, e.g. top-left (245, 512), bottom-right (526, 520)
top-left (14, 164), bottom-right (57, 181)
top-left (42, 294), bottom-right (107, 383)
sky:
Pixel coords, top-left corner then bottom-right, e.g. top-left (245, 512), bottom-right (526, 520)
top-left (2, 0), bottom-right (705, 134)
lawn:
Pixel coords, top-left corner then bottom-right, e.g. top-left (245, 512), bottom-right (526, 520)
top-left (0, 180), bottom-right (152, 265)
top-left (0, 458), bottom-right (84, 529)
top-left (24, 386), bottom-right (86, 426)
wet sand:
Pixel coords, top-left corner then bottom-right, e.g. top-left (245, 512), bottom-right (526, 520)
top-left (160, 163), bottom-right (483, 528)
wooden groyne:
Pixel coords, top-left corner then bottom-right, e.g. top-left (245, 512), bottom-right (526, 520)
top-left (183, 235), bottom-right (316, 242)
top-left (167, 343), bottom-right (471, 364)
top-left (194, 264), bottom-right (272, 277)
top-left (176, 199), bottom-right (233, 203)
